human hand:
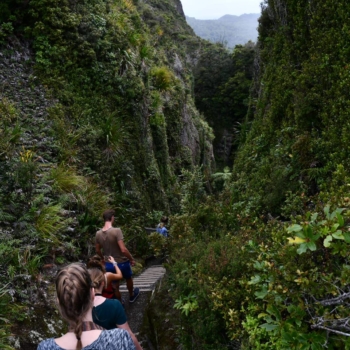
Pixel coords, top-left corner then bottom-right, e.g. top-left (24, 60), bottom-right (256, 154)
top-left (107, 256), bottom-right (116, 263)
top-left (130, 259), bottom-right (135, 266)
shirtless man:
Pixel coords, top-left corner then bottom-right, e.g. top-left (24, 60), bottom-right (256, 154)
top-left (95, 209), bottom-right (140, 303)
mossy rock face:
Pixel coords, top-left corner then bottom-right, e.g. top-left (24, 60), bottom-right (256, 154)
top-left (139, 275), bottom-right (179, 350)
top-left (10, 278), bottom-right (66, 349)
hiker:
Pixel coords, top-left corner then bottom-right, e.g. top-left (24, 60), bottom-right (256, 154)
top-left (87, 255), bottom-right (122, 300)
top-left (95, 209), bottom-right (140, 303)
top-left (37, 263), bottom-right (135, 350)
top-left (89, 268), bottom-right (143, 350)
top-left (156, 216), bottom-right (169, 237)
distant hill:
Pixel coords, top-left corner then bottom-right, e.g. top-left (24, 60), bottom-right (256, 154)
top-left (186, 13), bottom-right (260, 48)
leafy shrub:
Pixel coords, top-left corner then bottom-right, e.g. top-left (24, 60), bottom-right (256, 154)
top-left (147, 232), bottom-right (167, 257)
top-left (150, 66), bottom-right (175, 91)
top-left (0, 285), bottom-right (15, 350)
top-left (0, 98), bottom-right (21, 159)
top-left (48, 165), bottom-right (85, 194)
top-left (179, 166), bottom-right (206, 214)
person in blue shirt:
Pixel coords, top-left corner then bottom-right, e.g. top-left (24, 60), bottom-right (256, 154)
top-left (156, 216), bottom-right (169, 237)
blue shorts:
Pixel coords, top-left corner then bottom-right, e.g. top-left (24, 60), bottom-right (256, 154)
top-left (117, 261), bottom-right (133, 279)
top-left (104, 262), bottom-right (116, 273)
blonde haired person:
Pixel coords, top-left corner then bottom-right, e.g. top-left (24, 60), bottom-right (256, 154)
top-left (37, 263), bottom-right (135, 350)
top-left (89, 268), bottom-right (143, 350)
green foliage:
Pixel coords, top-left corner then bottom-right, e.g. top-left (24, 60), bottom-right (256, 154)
top-left (150, 66), bottom-right (175, 91)
top-left (194, 41), bottom-right (255, 165)
top-left (232, 0), bottom-right (350, 216)
top-left (16, 247), bottom-right (45, 278)
top-left (97, 115), bottom-right (129, 161)
top-left (147, 231), bottom-right (167, 257)
top-left (0, 237), bottom-right (21, 267)
top-left (179, 166), bottom-right (205, 214)
top-left (0, 285), bottom-right (15, 350)
top-left (0, 0), bottom-right (217, 345)
top-left (14, 148), bottom-right (38, 203)
top-left (211, 166), bottom-right (231, 190)
top-left (168, 189), bottom-right (350, 348)
top-left (144, 1), bottom-right (350, 348)
top-left (145, 210), bottom-right (165, 227)
top-left (287, 205), bottom-right (348, 253)
top-left (35, 204), bottom-right (70, 244)
top-left (75, 181), bottom-right (111, 220)
top-left (0, 98), bottom-right (21, 159)
top-left (174, 292), bottom-right (198, 316)
top-left (48, 165), bottom-right (85, 194)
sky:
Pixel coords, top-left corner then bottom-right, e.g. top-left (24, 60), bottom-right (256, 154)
top-left (180, 0), bottom-right (262, 20)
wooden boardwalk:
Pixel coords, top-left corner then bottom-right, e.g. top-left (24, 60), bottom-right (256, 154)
top-left (119, 265), bottom-right (166, 293)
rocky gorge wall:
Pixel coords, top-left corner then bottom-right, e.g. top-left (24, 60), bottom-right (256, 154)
top-left (0, 0), bottom-right (216, 347)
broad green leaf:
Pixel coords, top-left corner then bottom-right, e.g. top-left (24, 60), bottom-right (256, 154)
top-left (297, 243), bottom-right (308, 254)
top-left (331, 208), bottom-right (346, 220)
top-left (305, 225), bottom-right (313, 238)
top-left (311, 212), bottom-right (318, 222)
top-left (255, 286), bottom-right (268, 299)
top-left (331, 223), bottom-right (339, 232)
top-left (295, 231), bottom-right (306, 239)
top-left (324, 235), bottom-right (332, 247)
top-left (287, 305), bottom-right (297, 313)
top-left (336, 212), bottom-right (345, 227)
top-left (332, 230), bottom-right (344, 240)
top-left (336, 208), bottom-right (346, 213)
top-left (265, 315), bottom-right (274, 323)
top-left (267, 304), bottom-right (281, 321)
top-left (248, 275), bottom-right (261, 285)
top-left (324, 205), bottom-right (330, 219)
top-left (306, 241), bottom-right (317, 251)
top-left (260, 323), bottom-right (278, 331)
top-left (343, 232), bottom-right (350, 243)
top-left (281, 330), bottom-right (293, 342)
top-left (287, 224), bottom-right (303, 233)
top-left (311, 343), bottom-right (323, 350)
top-left (253, 261), bottom-right (264, 270)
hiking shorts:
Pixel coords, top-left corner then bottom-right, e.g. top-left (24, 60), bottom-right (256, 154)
top-left (117, 260), bottom-right (133, 280)
top-left (104, 262), bottom-right (116, 273)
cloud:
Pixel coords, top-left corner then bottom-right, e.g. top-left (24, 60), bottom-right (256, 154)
top-left (181, 0), bottom-right (262, 19)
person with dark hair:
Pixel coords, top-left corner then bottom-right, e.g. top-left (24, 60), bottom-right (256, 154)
top-left (37, 263), bottom-right (135, 350)
top-left (87, 255), bottom-right (122, 299)
top-left (95, 209), bottom-right (140, 303)
top-left (156, 216), bottom-right (169, 237)
top-left (89, 268), bottom-right (143, 350)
